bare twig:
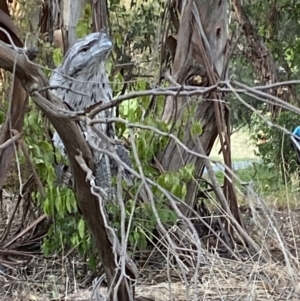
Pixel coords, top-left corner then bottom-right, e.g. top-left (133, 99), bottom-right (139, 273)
top-left (11, 130), bottom-right (45, 197)
top-left (227, 82), bottom-right (300, 151)
top-left (86, 116), bottom-right (252, 186)
top-left (38, 84), bottom-right (89, 96)
top-left (4, 214), bottom-right (47, 248)
top-left (0, 133), bottom-right (21, 150)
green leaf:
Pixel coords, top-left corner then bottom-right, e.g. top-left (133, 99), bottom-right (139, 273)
top-left (53, 48), bottom-right (63, 67)
top-left (78, 219), bottom-right (85, 239)
top-left (172, 184), bottom-right (183, 198)
top-left (133, 229), bottom-right (140, 242)
top-left (65, 195), bottom-right (72, 213)
top-left (71, 234), bottom-right (79, 246)
top-left (190, 122), bottom-right (203, 137)
top-left (55, 189), bottom-right (64, 215)
top-left (43, 197), bottom-right (51, 215)
top-left (88, 254), bottom-right (97, 270)
top-left (159, 208), bottom-right (169, 223)
top-left (38, 141), bottom-right (53, 152)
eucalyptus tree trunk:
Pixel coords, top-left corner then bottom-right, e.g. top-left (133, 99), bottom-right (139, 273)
top-left (156, 0), bottom-right (243, 226)
top-left (40, 0), bottom-right (109, 54)
top-left (40, 0), bottom-right (86, 53)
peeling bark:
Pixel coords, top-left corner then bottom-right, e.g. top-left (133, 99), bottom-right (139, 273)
top-left (62, 0), bottom-right (86, 49)
top-left (39, 0), bottom-right (86, 54)
top-left (88, 0), bottom-right (109, 33)
top-left (40, 0), bottom-right (109, 54)
top-left (149, 0), bottom-right (248, 238)
top-left (157, 0), bottom-right (240, 220)
top-left (26, 2), bottom-right (42, 49)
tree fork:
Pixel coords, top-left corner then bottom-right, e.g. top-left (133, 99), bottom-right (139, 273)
top-left (154, 0), bottom-right (245, 240)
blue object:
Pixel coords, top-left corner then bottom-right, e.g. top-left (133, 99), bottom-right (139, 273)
top-left (293, 126), bottom-right (300, 138)
top-left (292, 127), bottom-right (300, 165)
top-left (292, 126), bottom-right (300, 152)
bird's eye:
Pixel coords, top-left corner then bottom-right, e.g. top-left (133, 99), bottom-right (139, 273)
top-left (80, 47), bottom-right (90, 53)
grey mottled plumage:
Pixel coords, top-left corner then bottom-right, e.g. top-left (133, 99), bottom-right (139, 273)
top-left (50, 32), bottom-right (132, 199)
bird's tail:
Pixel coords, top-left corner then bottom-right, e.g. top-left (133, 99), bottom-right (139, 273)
top-left (54, 164), bottom-right (73, 187)
top-left (111, 144), bottom-right (134, 186)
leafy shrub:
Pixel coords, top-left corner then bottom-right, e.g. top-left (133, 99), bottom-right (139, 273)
top-left (250, 111), bottom-right (300, 185)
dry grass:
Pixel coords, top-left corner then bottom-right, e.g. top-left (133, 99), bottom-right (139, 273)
top-left (62, 253), bottom-right (300, 301)
top-left (2, 247), bottom-right (300, 300)
top-left (2, 206), bottom-right (300, 301)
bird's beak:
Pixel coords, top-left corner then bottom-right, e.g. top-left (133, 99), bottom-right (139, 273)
top-left (97, 32), bottom-right (113, 56)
